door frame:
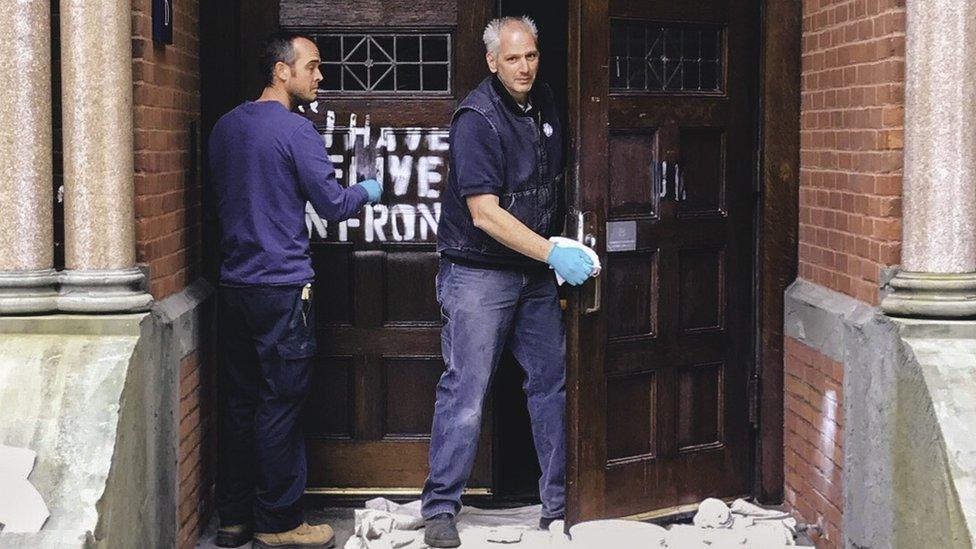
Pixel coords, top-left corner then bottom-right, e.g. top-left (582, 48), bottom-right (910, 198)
top-left (564, 0), bottom-right (800, 519)
top-left (753, 0), bottom-right (800, 504)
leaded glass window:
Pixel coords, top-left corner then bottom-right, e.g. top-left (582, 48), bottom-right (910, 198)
top-left (314, 33), bottom-right (452, 94)
top-left (610, 21), bottom-right (723, 93)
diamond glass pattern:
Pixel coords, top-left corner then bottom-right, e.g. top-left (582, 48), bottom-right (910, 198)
top-left (610, 21), bottom-right (723, 93)
top-left (315, 32), bottom-right (452, 94)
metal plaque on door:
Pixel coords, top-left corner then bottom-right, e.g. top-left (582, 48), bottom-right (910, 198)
top-left (606, 220), bottom-right (637, 252)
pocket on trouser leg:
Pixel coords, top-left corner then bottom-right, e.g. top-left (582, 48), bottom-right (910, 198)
top-left (277, 329), bottom-right (316, 360)
top-left (274, 341), bottom-right (314, 399)
top-left (273, 293), bottom-right (317, 399)
top-left (281, 286), bottom-right (316, 353)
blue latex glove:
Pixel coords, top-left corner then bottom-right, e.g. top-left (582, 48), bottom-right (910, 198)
top-left (359, 179), bottom-right (382, 203)
top-left (547, 245), bottom-right (594, 286)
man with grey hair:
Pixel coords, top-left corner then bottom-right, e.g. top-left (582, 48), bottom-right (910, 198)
top-left (422, 15), bottom-right (595, 548)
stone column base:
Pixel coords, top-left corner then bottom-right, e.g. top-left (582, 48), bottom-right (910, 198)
top-left (58, 267), bottom-right (153, 313)
top-left (0, 269), bottom-right (59, 314)
top-left (881, 271), bottom-right (976, 318)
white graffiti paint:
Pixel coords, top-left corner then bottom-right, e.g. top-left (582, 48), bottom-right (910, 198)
top-left (305, 203), bottom-right (441, 243)
top-left (305, 111), bottom-right (449, 243)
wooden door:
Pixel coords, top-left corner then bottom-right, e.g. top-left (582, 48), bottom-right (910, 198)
top-left (567, 0), bottom-right (760, 520)
top-left (281, 0), bottom-right (496, 493)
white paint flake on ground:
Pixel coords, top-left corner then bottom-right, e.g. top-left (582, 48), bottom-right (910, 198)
top-left (343, 497), bottom-right (799, 548)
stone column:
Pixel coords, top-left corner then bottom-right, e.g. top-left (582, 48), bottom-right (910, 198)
top-left (882, 0), bottom-right (976, 318)
top-left (58, 0), bottom-right (152, 312)
top-left (0, 1), bottom-right (58, 314)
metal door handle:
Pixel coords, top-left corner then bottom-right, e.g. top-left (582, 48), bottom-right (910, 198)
top-left (659, 160), bottom-right (687, 201)
top-left (651, 160), bottom-right (660, 199)
top-left (584, 256), bottom-right (601, 315)
top-left (576, 211), bottom-right (601, 315)
top-left (660, 160), bottom-right (669, 199)
top-left (675, 162), bottom-right (686, 201)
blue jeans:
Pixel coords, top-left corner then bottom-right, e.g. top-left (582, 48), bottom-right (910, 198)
top-left (421, 259), bottom-right (567, 519)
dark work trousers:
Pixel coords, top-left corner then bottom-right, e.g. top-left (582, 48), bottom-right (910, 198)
top-left (216, 283), bottom-right (316, 534)
top-left (421, 259), bottom-right (567, 520)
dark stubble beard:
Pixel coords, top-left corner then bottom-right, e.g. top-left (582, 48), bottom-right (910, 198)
top-left (287, 86), bottom-right (316, 110)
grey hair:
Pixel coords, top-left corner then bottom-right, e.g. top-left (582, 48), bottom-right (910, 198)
top-left (483, 16), bottom-right (539, 57)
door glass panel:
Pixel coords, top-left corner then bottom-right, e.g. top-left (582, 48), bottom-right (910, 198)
top-left (314, 32), bottom-right (452, 94)
top-left (609, 20), bottom-right (723, 93)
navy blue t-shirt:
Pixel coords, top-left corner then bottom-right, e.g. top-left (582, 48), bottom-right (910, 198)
top-left (208, 101), bottom-right (368, 286)
top-left (451, 111), bottom-right (505, 198)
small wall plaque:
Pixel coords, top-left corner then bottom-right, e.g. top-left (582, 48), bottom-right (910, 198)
top-left (606, 220), bottom-right (637, 252)
top-left (153, 0), bottom-right (173, 44)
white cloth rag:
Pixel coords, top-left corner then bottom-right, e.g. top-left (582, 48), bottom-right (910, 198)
top-left (548, 237), bottom-right (601, 285)
top-left (343, 499), bottom-right (550, 549)
top-left (342, 497), bottom-right (801, 548)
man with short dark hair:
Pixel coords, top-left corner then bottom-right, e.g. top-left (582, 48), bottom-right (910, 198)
top-left (209, 31), bottom-right (381, 549)
top-left (421, 16), bottom-right (595, 548)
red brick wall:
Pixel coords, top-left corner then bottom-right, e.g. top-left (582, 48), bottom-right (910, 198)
top-left (790, 1), bottom-right (909, 543)
top-left (130, 2), bottom-right (213, 547)
top-left (784, 338), bottom-right (844, 548)
top-left (799, 0), bottom-right (906, 305)
top-left (177, 349), bottom-right (216, 549)
top-left (132, 0), bottom-right (203, 301)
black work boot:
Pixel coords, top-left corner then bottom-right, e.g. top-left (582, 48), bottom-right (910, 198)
top-left (216, 523), bottom-right (253, 547)
top-left (424, 513), bottom-right (461, 548)
top-left (539, 515), bottom-right (564, 531)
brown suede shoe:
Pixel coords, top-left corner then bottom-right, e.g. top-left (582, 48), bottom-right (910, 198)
top-left (253, 522), bottom-right (335, 549)
top-left (216, 523), bottom-right (253, 547)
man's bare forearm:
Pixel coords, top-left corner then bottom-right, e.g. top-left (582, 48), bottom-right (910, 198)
top-left (467, 194), bottom-right (554, 262)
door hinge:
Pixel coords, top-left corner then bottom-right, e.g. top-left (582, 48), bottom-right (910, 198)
top-left (748, 377), bottom-right (760, 428)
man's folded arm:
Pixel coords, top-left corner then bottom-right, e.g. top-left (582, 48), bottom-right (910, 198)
top-left (290, 123), bottom-right (369, 221)
top-left (467, 194), bottom-right (553, 262)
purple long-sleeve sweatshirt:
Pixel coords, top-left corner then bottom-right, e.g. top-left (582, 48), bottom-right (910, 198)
top-left (208, 100), bottom-right (368, 286)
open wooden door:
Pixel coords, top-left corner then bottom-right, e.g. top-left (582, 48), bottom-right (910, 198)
top-left (566, 0), bottom-right (761, 521)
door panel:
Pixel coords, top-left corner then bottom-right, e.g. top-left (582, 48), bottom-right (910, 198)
top-left (286, 0), bottom-right (496, 492)
top-left (605, 252), bottom-right (659, 339)
top-left (568, 0), bottom-right (758, 521)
